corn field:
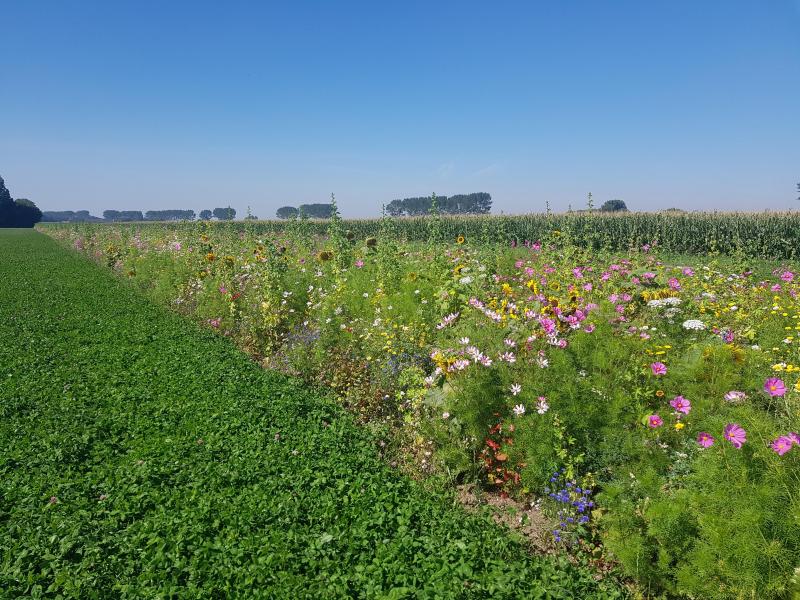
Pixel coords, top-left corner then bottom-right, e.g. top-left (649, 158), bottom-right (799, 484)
top-left (40, 211), bottom-right (800, 260)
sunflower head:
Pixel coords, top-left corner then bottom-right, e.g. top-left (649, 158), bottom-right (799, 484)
top-left (456, 235), bottom-right (465, 245)
top-left (316, 250), bottom-right (333, 262)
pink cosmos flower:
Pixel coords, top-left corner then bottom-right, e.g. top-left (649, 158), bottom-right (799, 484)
top-left (771, 284), bottom-right (782, 292)
top-left (697, 432), bottom-right (715, 448)
top-left (651, 362), bottom-right (667, 376)
top-left (648, 414), bottom-right (663, 428)
top-left (682, 267), bottom-right (694, 276)
top-left (670, 396), bottom-right (691, 415)
top-left (355, 259), bottom-right (364, 268)
top-left (668, 278), bottom-right (681, 290)
top-left (789, 432), bottom-right (800, 446)
top-left (584, 324), bottom-right (596, 333)
top-left (780, 271), bottom-right (794, 282)
top-left (724, 423), bottom-right (747, 449)
top-left (724, 390), bottom-right (747, 402)
top-left (764, 378), bottom-right (786, 397)
top-left (770, 436), bottom-right (793, 456)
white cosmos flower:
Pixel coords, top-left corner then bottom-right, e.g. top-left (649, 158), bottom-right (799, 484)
top-left (510, 384), bottom-right (522, 396)
top-left (512, 404), bottom-right (526, 416)
top-left (536, 397), bottom-right (549, 414)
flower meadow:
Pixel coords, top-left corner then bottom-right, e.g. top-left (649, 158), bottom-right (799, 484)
top-left (42, 213), bottom-right (800, 598)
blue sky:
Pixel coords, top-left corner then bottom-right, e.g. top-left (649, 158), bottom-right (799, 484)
top-left (1, 1), bottom-right (799, 217)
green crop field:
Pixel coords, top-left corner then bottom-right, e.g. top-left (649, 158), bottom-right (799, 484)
top-left (0, 230), bottom-right (621, 598)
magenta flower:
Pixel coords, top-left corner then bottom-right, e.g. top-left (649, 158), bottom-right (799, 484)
top-left (781, 271), bottom-right (794, 282)
top-left (770, 436), bottom-right (794, 456)
top-left (648, 414), bottom-right (663, 428)
top-left (723, 423), bottom-right (747, 449)
top-left (670, 396), bottom-right (691, 415)
top-left (355, 259), bottom-right (365, 268)
top-left (697, 432), bottom-right (715, 448)
top-left (651, 362), bottom-right (667, 376)
top-left (668, 278), bottom-right (681, 290)
top-left (764, 378), bottom-right (786, 397)
top-left (789, 432), bottom-right (800, 446)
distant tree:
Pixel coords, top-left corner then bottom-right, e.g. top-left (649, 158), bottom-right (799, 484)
top-left (385, 199), bottom-right (404, 216)
top-left (245, 214), bottom-right (258, 220)
top-left (298, 203), bottom-right (334, 219)
top-left (276, 206), bottom-right (299, 219)
top-left (213, 206), bottom-right (236, 220)
top-left (199, 209), bottom-right (213, 220)
top-left (386, 193), bottom-right (492, 216)
top-left (600, 199), bottom-right (628, 212)
top-left (144, 210), bottom-right (196, 221)
top-left (103, 210), bottom-right (144, 222)
top-left (0, 177), bottom-right (43, 227)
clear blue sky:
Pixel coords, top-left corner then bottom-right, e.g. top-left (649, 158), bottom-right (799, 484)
top-left (1, 1), bottom-right (799, 217)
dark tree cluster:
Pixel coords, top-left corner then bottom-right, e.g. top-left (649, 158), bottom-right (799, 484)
top-left (212, 206), bottom-right (236, 220)
top-left (103, 210), bottom-right (145, 222)
top-left (144, 210), bottom-right (196, 221)
top-left (385, 193), bottom-right (492, 216)
top-left (41, 210), bottom-right (103, 222)
top-left (276, 206), bottom-right (299, 219)
top-left (0, 176), bottom-right (42, 228)
top-left (275, 204), bottom-right (333, 219)
top-left (599, 199), bottom-right (628, 212)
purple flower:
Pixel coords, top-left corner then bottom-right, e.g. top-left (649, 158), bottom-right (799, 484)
top-left (764, 378), bottom-right (786, 397)
top-left (651, 362), bottom-right (667, 376)
top-left (724, 423), bottom-right (747, 449)
top-left (781, 271), bottom-right (794, 282)
top-left (670, 396), bottom-right (691, 415)
top-left (789, 432), bottom-right (800, 446)
top-left (697, 432), bottom-right (715, 448)
top-left (724, 390), bottom-right (747, 403)
top-left (648, 414), bottom-right (663, 428)
top-left (770, 436), bottom-right (793, 456)
top-left (355, 259), bottom-right (364, 268)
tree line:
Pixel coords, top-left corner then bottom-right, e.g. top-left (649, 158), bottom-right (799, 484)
top-left (275, 193), bottom-right (493, 219)
top-left (386, 193), bottom-right (492, 216)
top-left (40, 206), bottom-right (239, 222)
top-left (0, 176), bottom-right (42, 228)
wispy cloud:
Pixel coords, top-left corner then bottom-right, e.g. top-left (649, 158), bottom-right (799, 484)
top-left (471, 163), bottom-right (501, 178)
top-left (436, 161), bottom-right (455, 179)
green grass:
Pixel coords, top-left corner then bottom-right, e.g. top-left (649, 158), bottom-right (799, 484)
top-left (0, 230), bottom-right (622, 599)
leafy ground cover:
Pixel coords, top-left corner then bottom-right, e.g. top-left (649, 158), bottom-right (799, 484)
top-left (40, 211), bottom-right (800, 598)
top-left (0, 229), bottom-right (621, 598)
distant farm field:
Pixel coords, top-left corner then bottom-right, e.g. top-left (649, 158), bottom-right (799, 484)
top-left (0, 230), bottom-right (620, 598)
top-left (45, 210), bottom-right (800, 259)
